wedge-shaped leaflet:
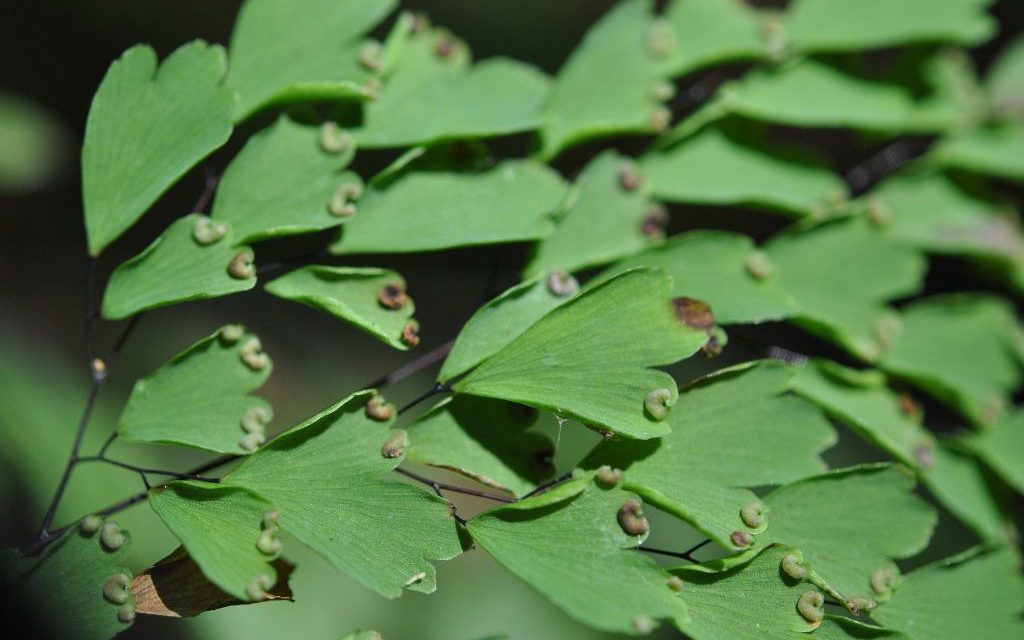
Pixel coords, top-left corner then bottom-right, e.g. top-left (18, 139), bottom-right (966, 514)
top-left (673, 545), bottom-right (907, 640)
top-left (101, 214), bottom-right (257, 319)
top-left (224, 391), bottom-right (462, 598)
top-left (467, 477), bottom-right (690, 635)
top-left (210, 116), bottom-right (359, 244)
top-left (440, 276), bottom-right (573, 382)
top-left (540, 0), bottom-right (668, 159)
top-left (641, 123), bottom-right (846, 217)
top-left (880, 294), bottom-right (1024, 427)
top-left (454, 269), bottom-right (710, 439)
top-left (353, 25), bottom-right (548, 147)
top-left (873, 547), bottom-right (1024, 640)
top-left (790, 361), bottom-right (1008, 540)
top-left (657, 0), bottom-right (766, 78)
top-left (265, 266), bottom-right (417, 350)
top-left (148, 482), bottom-right (278, 601)
top-left (82, 42), bottom-right (233, 255)
top-left (583, 361), bottom-right (833, 551)
top-left (227, 0), bottom-right (393, 121)
top-left (330, 161), bottom-right (567, 254)
top-left (118, 325), bottom-right (272, 454)
top-left (782, 0), bottom-right (995, 54)
top-left (867, 170), bottom-right (1023, 264)
top-left (3, 519), bottom-right (134, 639)
top-left (764, 218), bottom-right (926, 361)
top-left (931, 123), bottom-right (1024, 183)
top-left (966, 410), bottom-right (1024, 493)
top-left (524, 151), bottom-right (656, 278)
top-left (721, 58), bottom-right (942, 132)
top-left (595, 231), bottom-right (793, 325)
top-left (759, 465), bottom-right (937, 600)
top-left (406, 396), bottom-right (554, 497)
top-left (988, 34), bottom-right (1024, 116)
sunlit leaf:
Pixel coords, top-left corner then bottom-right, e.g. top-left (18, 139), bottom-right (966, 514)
top-left (657, 0), bottom-right (766, 78)
top-left (330, 161), bottom-right (567, 254)
top-left (965, 409), bottom-right (1024, 493)
top-left (440, 276), bottom-right (573, 383)
top-left (265, 266), bottom-right (418, 350)
top-left (782, 0), bottom-right (995, 54)
top-left (224, 391), bottom-right (463, 597)
top-left (594, 231), bottom-right (794, 325)
top-left (880, 294), bottom-right (1024, 427)
top-left (101, 214), bottom-right (256, 319)
top-left (467, 476), bottom-right (690, 635)
top-left (524, 151), bottom-right (656, 278)
top-left (454, 269), bottom-right (711, 439)
top-left (4, 520), bottom-right (135, 639)
top-left (931, 123), bottom-right (1024, 183)
top-left (759, 465), bottom-right (937, 600)
top-left (118, 325), bottom-right (272, 454)
top-left (583, 361), bottom-right (833, 551)
top-left (82, 42), bottom-right (233, 255)
top-left (148, 482), bottom-right (278, 601)
top-left (763, 218), bottom-right (926, 361)
top-left (922, 440), bottom-right (1009, 541)
top-left (873, 547), bottom-right (1024, 640)
top-left (353, 24), bottom-right (548, 147)
top-left (226, 0), bottom-right (394, 121)
top-left (641, 122), bottom-right (846, 217)
top-left (673, 545), bottom-right (907, 640)
top-left (987, 33), bottom-right (1024, 117)
top-left (210, 116), bottom-right (359, 244)
top-left (540, 0), bottom-right (668, 159)
top-left (406, 396), bottom-right (554, 497)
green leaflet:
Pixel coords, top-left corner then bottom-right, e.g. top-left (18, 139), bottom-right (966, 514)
top-left (879, 294), bottom-right (1024, 427)
top-left (264, 266), bottom-right (418, 351)
top-left (582, 361), bottom-right (834, 551)
top-left (454, 269), bottom-right (711, 439)
top-left (673, 545), bottom-right (907, 640)
top-left (965, 410), bottom-right (1024, 493)
top-left (101, 214), bottom-right (257, 319)
top-left (763, 218), bottom-right (926, 361)
top-left (467, 477), bottom-right (691, 635)
top-left (931, 123), bottom-right (1024, 183)
top-left (790, 360), bottom-right (1008, 540)
top-left (81, 42), bottom-right (233, 255)
top-left (406, 396), bottom-right (555, 497)
top-left (4, 520), bottom-right (135, 639)
top-left (866, 169), bottom-right (1023, 263)
top-left (440, 276), bottom-right (574, 383)
top-left (209, 116), bottom-right (360, 244)
top-left (524, 151), bottom-right (657, 278)
top-left (987, 33), bottom-right (1024, 117)
top-left (329, 161), bottom-right (567, 254)
top-left (657, 0), bottom-right (767, 78)
top-left (540, 0), bottom-right (668, 159)
top-left (782, 0), bottom-right (995, 54)
top-left (641, 122), bottom-right (846, 217)
top-left (594, 230), bottom-right (793, 325)
top-left (719, 57), bottom-right (949, 133)
top-left (148, 482), bottom-right (278, 601)
top-left (226, 0), bottom-right (393, 121)
top-left (118, 325), bottom-right (273, 454)
top-left (873, 547), bottom-right (1024, 639)
top-left (224, 391), bottom-right (463, 598)
top-left (759, 465), bottom-right (937, 600)
top-left (353, 23), bottom-right (549, 147)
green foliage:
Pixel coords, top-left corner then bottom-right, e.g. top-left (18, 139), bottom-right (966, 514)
top-left (118, 326), bottom-right (273, 454)
top-left (13, 0), bottom-right (1024, 637)
top-left (82, 42), bottom-right (233, 255)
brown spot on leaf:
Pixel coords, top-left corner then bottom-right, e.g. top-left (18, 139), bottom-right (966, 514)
top-left (131, 548), bottom-right (293, 618)
top-left (378, 283), bottom-right (409, 310)
top-left (401, 323), bottom-right (420, 347)
top-left (640, 204), bottom-right (669, 240)
top-left (617, 499), bottom-right (650, 536)
top-left (673, 297), bottom-right (715, 331)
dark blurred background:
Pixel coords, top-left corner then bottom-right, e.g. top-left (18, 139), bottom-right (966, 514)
top-left (1, 2), bottom-right (1022, 639)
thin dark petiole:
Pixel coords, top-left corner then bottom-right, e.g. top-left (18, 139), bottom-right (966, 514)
top-left (366, 339), bottom-right (454, 389)
top-left (78, 455), bottom-right (220, 483)
top-left (520, 469), bottom-right (574, 500)
top-left (398, 383), bottom-right (449, 415)
top-left (395, 467), bottom-right (514, 503)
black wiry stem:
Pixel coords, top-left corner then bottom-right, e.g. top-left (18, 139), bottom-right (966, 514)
top-left (636, 538), bottom-right (711, 564)
top-left (394, 467), bottom-right (513, 504)
top-left (78, 455), bottom-right (220, 483)
top-left (520, 469), bottom-right (574, 500)
top-left (398, 383), bottom-right (449, 414)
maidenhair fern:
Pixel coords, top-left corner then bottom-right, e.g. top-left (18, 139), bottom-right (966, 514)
top-left (6, 1), bottom-right (1024, 638)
